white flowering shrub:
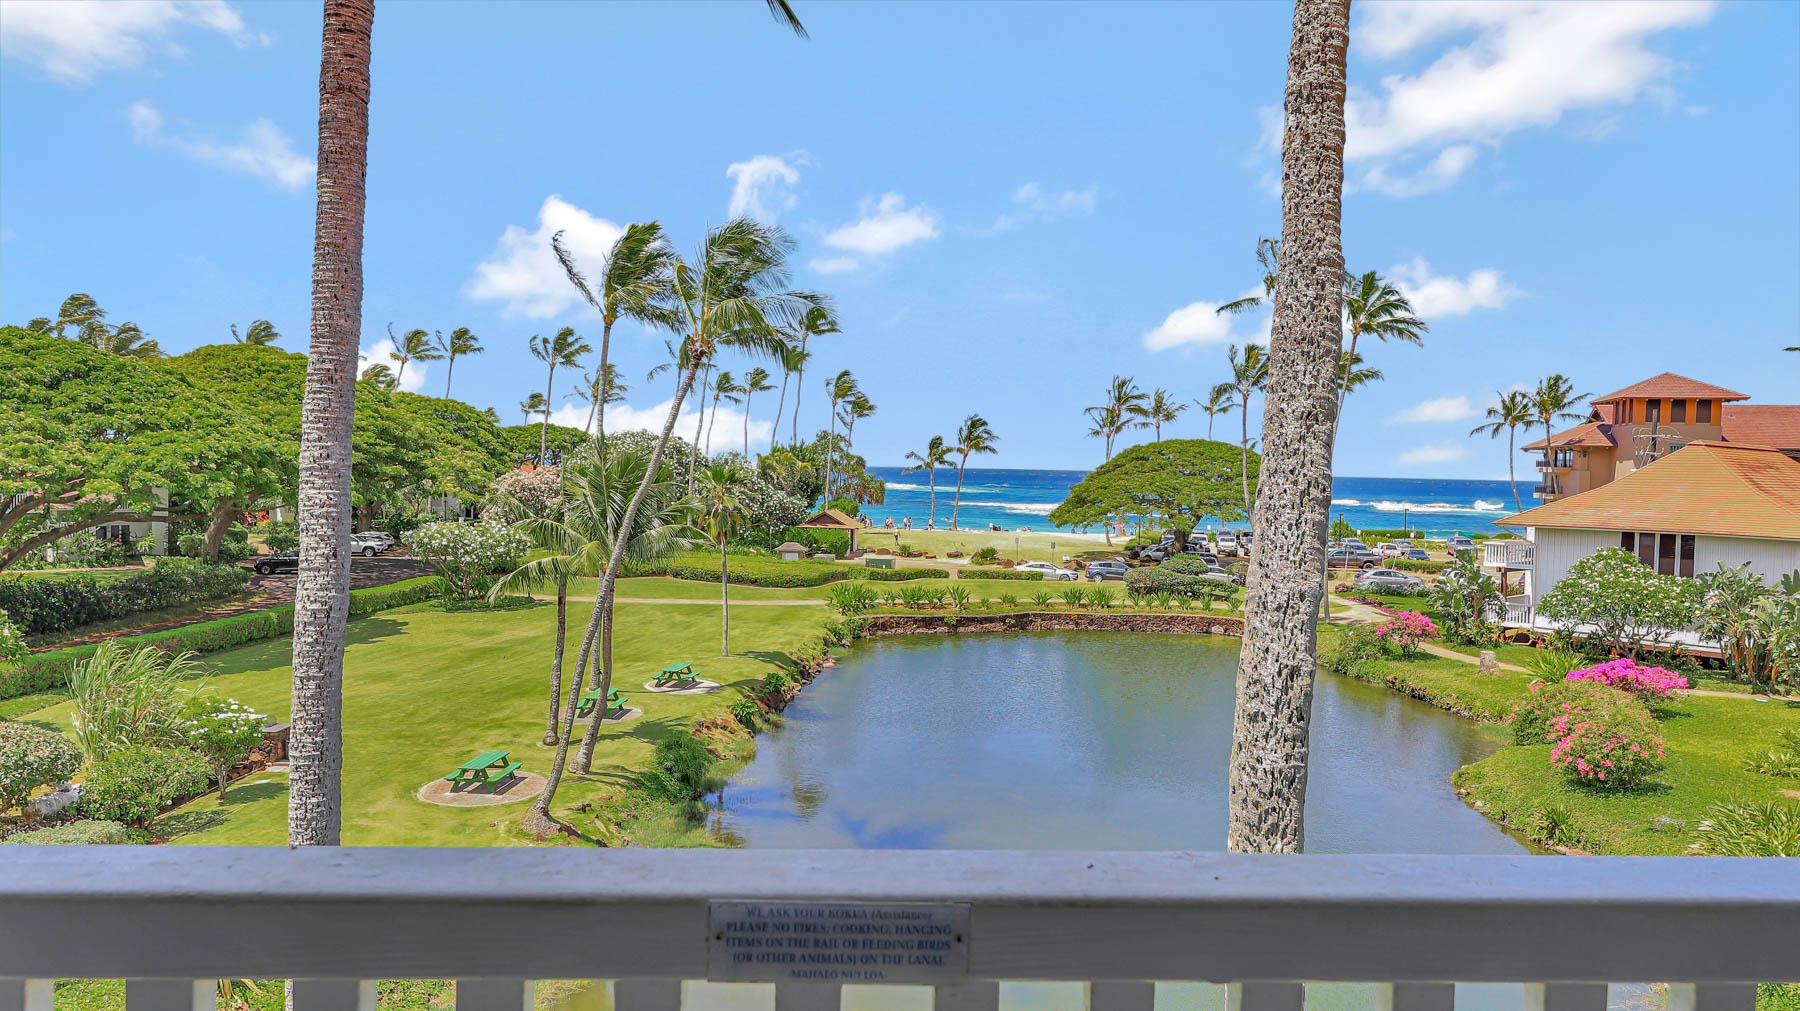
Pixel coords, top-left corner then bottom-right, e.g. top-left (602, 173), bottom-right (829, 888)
top-left (409, 521), bottom-right (531, 600)
top-left (182, 697), bottom-right (267, 799)
top-left (1538, 548), bottom-right (1703, 659)
top-left (0, 607), bottom-right (26, 664)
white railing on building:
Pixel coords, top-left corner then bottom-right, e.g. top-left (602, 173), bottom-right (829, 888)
top-left (1503, 598), bottom-right (1534, 627)
top-left (2, 848), bottom-right (1794, 1010)
top-left (1483, 541), bottom-right (1535, 569)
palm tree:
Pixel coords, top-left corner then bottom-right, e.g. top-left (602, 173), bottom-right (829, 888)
top-left (1340, 270), bottom-right (1426, 408)
top-left (47, 293), bottom-right (107, 339)
top-left (696, 462), bottom-right (748, 656)
top-left (838, 393), bottom-right (876, 469)
top-left (387, 325), bottom-right (441, 388)
top-left (1337, 351), bottom-right (1383, 399)
top-left (823, 369), bottom-right (860, 500)
top-left (706, 370), bottom-right (745, 457)
top-left (902, 435), bottom-right (952, 528)
top-left (1226, 0), bottom-right (1350, 856)
top-left (290, 0), bottom-right (373, 849)
top-left (1196, 386), bottom-right (1236, 440)
top-left (82, 320), bottom-right (162, 358)
top-left (1471, 390), bottom-right (1536, 513)
top-left (1216, 237), bottom-right (1282, 316)
top-left (1137, 388), bottom-right (1187, 442)
top-left (770, 340), bottom-right (810, 448)
top-left (1085, 375), bottom-right (1148, 460)
top-left (486, 479), bottom-right (575, 746)
top-left (741, 366), bottom-right (775, 456)
top-left (435, 326), bottom-right (482, 399)
top-left (1531, 373), bottom-right (1591, 450)
top-left (529, 327), bottom-right (593, 462)
top-left (571, 364), bottom-right (629, 439)
top-left (231, 320), bottom-right (281, 346)
top-left (359, 362), bottom-right (397, 390)
top-left (777, 305), bottom-right (837, 446)
top-left (1215, 343), bottom-right (1269, 511)
top-left (950, 413), bottom-right (998, 530)
top-left (553, 222), bottom-right (680, 452)
top-left (519, 391), bottom-right (550, 424)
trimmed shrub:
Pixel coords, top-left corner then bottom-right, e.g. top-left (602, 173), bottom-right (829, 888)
top-left (0, 722), bottom-right (83, 813)
top-left (1564, 657), bottom-right (1689, 700)
top-left (960, 568), bottom-right (1045, 581)
top-left (1508, 679), bottom-right (1618, 746)
top-left (0, 576), bottom-right (443, 701)
top-left (0, 820), bottom-right (132, 845)
top-left (78, 745), bottom-right (211, 827)
top-left (1546, 693), bottom-right (1664, 789)
top-left (0, 608), bottom-right (25, 664)
top-left (0, 558), bottom-right (251, 637)
top-left (638, 731), bottom-right (717, 801)
top-left (1372, 611), bottom-right (1438, 657)
top-left (1392, 559), bottom-right (1450, 573)
top-left (629, 552), bottom-right (945, 586)
top-left (827, 583), bottom-right (880, 615)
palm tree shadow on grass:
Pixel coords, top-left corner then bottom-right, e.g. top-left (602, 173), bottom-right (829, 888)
top-left (738, 649), bottom-right (803, 671)
top-left (154, 780), bottom-right (290, 840)
top-left (342, 616), bottom-right (407, 649)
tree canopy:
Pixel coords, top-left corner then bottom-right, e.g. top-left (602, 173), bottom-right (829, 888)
top-left (1047, 438), bottom-right (1258, 540)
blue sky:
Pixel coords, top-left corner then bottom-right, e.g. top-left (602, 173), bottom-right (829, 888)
top-left (2, 0), bottom-right (1796, 478)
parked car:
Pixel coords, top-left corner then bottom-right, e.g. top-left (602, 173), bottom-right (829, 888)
top-left (1445, 536), bottom-right (1477, 555)
top-left (1377, 542), bottom-right (1403, 558)
top-left (1215, 534), bottom-right (1239, 557)
top-left (1400, 548), bottom-right (1431, 562)
top-left (1341, 537), bottom-right (1369, 551)
top-left (1140, 544), bottom-right (1174, 563)
top-left (1199, 566), bottom-right (1243, 586)
top-left (351, 532), bottom-right (387, 556)
top-left (1016, 560), bottom-right (1080, 581)
top-left (359, 530), bottom-right (396, 549)
top-left (1192, 552), bottom-right (1221, 568)
top-left (1327, 547), bottom-right (1382, 569)
top-left (253, 550), bottom-right (299, 575)
top-left (1086, 560), bottom-right (1131, 581)
top-left (1355, 568), bottom-right (1425, 593)
top-left (1393, 539), bottom-right (1415, 549)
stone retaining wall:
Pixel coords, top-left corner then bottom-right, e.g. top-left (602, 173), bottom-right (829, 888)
top-left (863, 611), bottom-right (1245, 637)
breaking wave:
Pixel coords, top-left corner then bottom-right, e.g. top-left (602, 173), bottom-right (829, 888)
top-left (1330, 498), bottom-right (1510, 515)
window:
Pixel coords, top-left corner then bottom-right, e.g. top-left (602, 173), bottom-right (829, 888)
top-left (1672, 399), bottom-right (1687, 423)
top-left (1697, 399), bottom-right (1713, 423)
top-left (1621, 531), bottom-right (1635, 551)
top-left (1646, 400), bottom-right (1661, 424)
top-left (1638, 532), bottom-right (1656, 567)
top-left (1657, 533), bottom-right (1677, 576)
top-left (1680, 534), bottom-right (1696, 578)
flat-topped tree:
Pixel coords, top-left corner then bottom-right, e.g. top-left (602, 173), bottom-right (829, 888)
top-left (1047, 439), bottom-right (1256, 552)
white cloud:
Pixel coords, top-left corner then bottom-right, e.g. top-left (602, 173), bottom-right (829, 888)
top-left (1257, 2), bottom-right (1716, 197)
top-left (1389, 394), bottom-right (1478, 424)
top-left (1141, 299), bottom-right (1265, 353)
top-left (358, 338), bottom-right (429, 394)
top-left (809, 256), bottom-right (859, 275)
top-left (550, 398), bottom-right (772, 454)
top-left (1388, 257), bottom-right (1521, 317)
top-left (0, 0), bottom-right (268, 84)
top-left (464, 195), bottom-right (625, 318)
top-left (822, 192), bottom-right (939, 258)
top-left (127, 99), bottom-right (313, 189)
top-left (1396, 442), bottom-right (1471, 467)
top-left (726, 153), bottom-right (804, 221)
top-left (987, 181), bottom-right (1098, 233)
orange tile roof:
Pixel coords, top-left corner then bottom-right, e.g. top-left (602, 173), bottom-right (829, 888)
top-left (1594, 372), bottom-right (1750, 403)
top-left (1521, 421), bottom-right (1616, 451)
top-left (1722, 405), bottom-right (1800, 450)
top-left (1500, 442), bottom-right (1800, 540)
top-left (800, 508), bottom-right (862, 530)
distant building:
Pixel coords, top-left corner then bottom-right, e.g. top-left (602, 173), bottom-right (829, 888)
top-left (1521, 373), bottom-right (1800, 503)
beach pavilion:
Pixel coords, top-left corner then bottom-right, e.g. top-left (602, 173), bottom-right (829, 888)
top-left (799, 507), bottom-right (863, 557)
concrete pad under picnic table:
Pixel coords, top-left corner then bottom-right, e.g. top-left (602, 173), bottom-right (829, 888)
top-left (569, 705), bottom-right (644, 726)
top-left (640, 679), bottom-right (721, 695)
top-left (415, 771), bottom-right (545, 807)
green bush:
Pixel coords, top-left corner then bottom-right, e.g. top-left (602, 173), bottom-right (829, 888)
top-left (960, 568), bottom-right (1045, 581)
top-left (1547, 691), bottom-right (1664, 789)
top-left (757, 671), bottom-right (793, 697)
top-left (1689, 800), bottom-right (1800, 857)
top-left (257, 521), bottom-right (299, 553)
top-left (78, 745), bottom-right (212, 827)
top-left (826, 583), bottom-right (879, 615)
top-left (0, 576), bottom-right (443, 701)
top-left (629, 551), bottom-right (945, 587)
top-left (0, 820), bottom-right (132, 845)
top-left (969, 547), bottom-right (999, 564)
top-left (0, 558), bottom-right (250, 637)
top-left (1392, 559), bottom-right (1449, 573)
top-left (638, 732), bottom-right (717, 802)
top-left (729, 697), bottom-right (762, 731)
top-left (1507, 679), bottom-right (1620, 746)
top-left (0, 722), bottom-right (83, 813)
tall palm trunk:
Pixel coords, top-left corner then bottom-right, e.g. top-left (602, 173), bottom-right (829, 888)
top-left (790, 343), bottom-right (807, 445)
top-left (1226, 0), bottom-right (1350, 855)
top-left (1506, 424), bottom-right (1521, 513)
top-left (543, 578), bottom-right (567, 745)
top-left (595, 319), bottom-right (614, 453)
top-left (289, 0), bottom-right (374, 849)
top-left (824, 398), bottom-right (837, 502)
top-left (706, 389), bottom-right (722, 458)
top-left (539, 362), bottom-right (557, 463)
top-left (720, 540), bottom-right (731, 656)
top-left (773, 369), bottom-right (790, 449)
top-left (690, 363), bottom-right (711, 491)
top-left (743, 388), bottom-right (753, 457)
top-left (1239, 390), bottom-right (1252, 511)
top-left (528, 613), bottom-right (600, 831)
top-left (442, 353), bottom-right (454, 399)
top-left (951, 455), bottom-right (968, 530)
top-left (926, 468), bottom-right (937, 527)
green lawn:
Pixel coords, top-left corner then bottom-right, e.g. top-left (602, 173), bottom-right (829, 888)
top-left (19, 598), bottom-right (832, 846)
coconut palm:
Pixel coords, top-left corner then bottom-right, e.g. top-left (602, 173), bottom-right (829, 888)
top-left (1214, 343), bottom-right (1269, 512)
top-left (387, 325), bottom-right (441, 388)
top-left (1337, 351), bottom-right (1383, 399)
top-left (1340, 270), bottom-right (1426, 408)
top-left (1136, 388), bottom-right (1188, 442)
top-left (80, 319), bottom-right (161, 358)
top-left (706, 370), bottom-right (745, 457)
top-left (552, 222), bottom-right (680, 451)
top-left (519, 391), bottom-right (550, 424)
top-left (777, 306), bottom-right (837, 446)
top-left (770, 340), bottom-right (810, 448)
top-left (529, 327), bottom-right (593, 461)
top-left (902, 435), bottom-right (953, 528)
top-left (838, 393), bottom-right (876, 468)
top-left (571, 363), bottom-right (629, 439)
top-left (1226, 0), bottom-right (1350, 855)
top-left (1195, 386), bottom-right (1236, 440)
top-left (1531, 374), bottom-right (1592, 458)
top-left (435, 326), bottom-right (482, 399)
top-left (823, 369), bottom-right (860, 499)
top-left (231, 320), bottom-right (281, 346)
top-left (738, 366), bottom-right (775, 455)
top-left (45, 293), bottom-right (107, 339)
top-left (1216, 237), bottom-right (1282, 316)
top-left (1471, 390), bottom-right (1535, 513)
top-left (1085, 375), bottom-right (1148, 460)
top-left (290, 0), bottom-right (373, 849)
top-left (950, 413), bottom-right (998, 530)
top-left (359, 362), bottom-right (397, 390)
top-left (696, 463), bottom-right (749, 656)
top-left (485, 479), bottom-right (575, 746)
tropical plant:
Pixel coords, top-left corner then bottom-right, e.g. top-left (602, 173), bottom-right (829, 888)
top-left (822, 369), bottom-right (860, 499)
top-left (1031, 591), bottom-right (1054, 609)
top-left (0, 608), bottom-right (25, 665)
top-left (1522, 648), bottom-right (1584, 682)
top-left (1531, 374), bottom-right (1592, 465)
top-left (434, 326), bottom-right (482, 399)
top-left (82, 320), bottom-right (162, 358)
top-left (1696, 562), bottom-right (1800, 686)
top-left (1214, 343), bottom-right (1268, 513)
top-left (79, 745), bottom-right (213, 827)
top-left (518, 390), bottom-right (551, 424)
top-left (553, 221), bottom-right (681, 451)
top-left (779, 305), bottom-right (838, 446)
top-left (529, 327), bottom-right (593, 461)
top-left (902, 435), bottom-right (953, 528)
top-left (1426, 550), bottom-right (1506, 644)
top-left (1689, 800), bottom-right (1800, 857)
top-left (705, 370), bottom-right (746, 462)
top-left (947, 585), bottom-right (973, 611)
top-left (1216, 237), bottom-right (1281, 316)
top-left (1135, 387), bottom-right (1188, 442)
top-left (1371, 611), bottom-right (1438, 657)
top-left (1336, 351), bottom-right (1383, 399)
top-left (1339, 270), bottom-right (1426, 408)
top-left (359, 362), bottom-right (398, 390)
top-left (950, 413), bottom-right (999, 530)
top-left (1538, 548), bottom-right (1704, 660)
top-left (1194, 385), bottom-right (1236, 441)
top-left (181, 696), bottom-right (267, 798)
top-left (1547, 691), bottom-right (1664, 789)
top-left (740, 366), bottom-right (776, 456)
top-left (1061, 585), bottom-right (1086, 609)
top-left (838, 393), bottom-right (876, 474)
top-left (386, 324), bottom-right (442, 389)
top-left (568, 363), bottom-right (629, 441)
top-left (230, 320), bottom-right (281, 346)
top-left (1471, 390), bottom-right (1536, 513)
top-left (0, 723), bottom-right (82, 814)
top-left (1085, 375), bottom-right (1149, 460)
top-left (1225, 0), bottom-right (1348, 855)
top-left (1564, 657), bottom-right (1689, 700)
top-left (698, 462), bottom-right (750, 656)
top-left (408, 520), bottom-right (530, 600)
top-left (827, 582), bottom-right (880, 615)
top-left (68, 642), bottom-right (206, 761)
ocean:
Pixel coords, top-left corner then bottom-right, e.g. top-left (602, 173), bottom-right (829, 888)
top-left (863, 466), bottom-right (1519, 537)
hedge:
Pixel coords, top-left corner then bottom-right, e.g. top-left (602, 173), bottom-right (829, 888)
top-left (0, 559), bottom-right (251, 636)
top-left (1393, 559), bottom-right (1450, 573)
top-left (0, 576), bottom-right (443, 702)
top-left (960, 568), bottom-right (1047, 581)
top-left (0, 820), bottom-right (131, 845)
top-left (628, 553), bottom-right (947, 587)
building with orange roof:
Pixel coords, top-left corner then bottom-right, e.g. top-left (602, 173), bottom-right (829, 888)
top-left (1520, 372), bottom-right (1798, 504)
top-left (1486, 441), bottom-right (1800, 651)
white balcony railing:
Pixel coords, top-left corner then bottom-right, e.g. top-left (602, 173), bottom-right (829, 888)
top-left (1503, 597), bottom-right (1534, 627)
top-left (3, 848), bottom-right (1795, 1010)
top-left (1483, 541), bottom-right (1535, 569)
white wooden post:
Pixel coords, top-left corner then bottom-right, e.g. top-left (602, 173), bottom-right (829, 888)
top-left (0, 979), bottom-right (54, 1011)
top-left (456, 978), bottom-right (532, 1010)
top-left (290, 978), bottom-right (376, 1010)
top-left (123, 979), bottom-right (210, 1010)
top-left (614, 978), bottom-right (685, 1011)
top-left (936, 981), bottom-right (1001, 1011)
top-left (1377, 982), bottom-right (1456, 1011)
top-left (1524, 983), bottom-right (1608, 1011)
top-left (1089, 980), bottom-right (1156, 1009)
top-left (1669, 984), bottom-right (1758, 1011)
top-left (1228, 982), bottom-right (1305, 1011)
top-left (776, 981), bottom-right (842, 1010)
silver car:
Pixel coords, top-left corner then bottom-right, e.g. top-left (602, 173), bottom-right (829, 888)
top-left (1086, 561), bottom-right (1130, 581)
top-left (1355, 568), bottom-right (1425, 593)
top-left (1015, 560), bottom-right (1079, 581)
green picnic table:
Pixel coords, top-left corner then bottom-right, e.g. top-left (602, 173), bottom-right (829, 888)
top-left (654, 662), bottom-right (699, 688)
top-left (444, 750), bottom-right (522, 788)
top-left (576, 687), bottom-right (628, 719)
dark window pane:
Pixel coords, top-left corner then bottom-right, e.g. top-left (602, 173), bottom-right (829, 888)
top-left (1639, 533), bottom-right (1656, 567)
top-left (1680, 534), bottom-right (1696, 577)
top-left (1621, 531), bottom-right (1634, 551)
top-left (1646, 399), bottom-right (1662, 424)
top-left (1672, 399), bottom-right (1687, 423)
top-left (1698, 399), bottom-right (1713, 423)
top-left (1658, 533), bottom-right (1677, 576)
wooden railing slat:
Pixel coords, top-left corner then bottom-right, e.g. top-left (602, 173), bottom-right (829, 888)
top-left (0, 979), bottom-right (54, 1011)
top-left (455, 978), bottom-right (533, 1010)
top-left (615, 978), bottom-right (685, 1011)
top-left (123, 979), bottom-right (210, 1011)
top-left (290, 978), bottom-right (376, 1010)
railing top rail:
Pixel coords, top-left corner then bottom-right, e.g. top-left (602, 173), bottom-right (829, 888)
top-left (2, 849), bottom-right (1794, 982)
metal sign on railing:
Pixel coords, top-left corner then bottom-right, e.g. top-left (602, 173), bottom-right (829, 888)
top-left (708, 899), bottom-right (971, 985)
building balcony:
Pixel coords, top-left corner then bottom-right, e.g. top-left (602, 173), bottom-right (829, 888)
top-left (1502, 595), bottom-right (1534, 627)
top-left (1483, 541), bottom-right (1535, 569)
top-left (2, 847), bottom-right (1794, 1010)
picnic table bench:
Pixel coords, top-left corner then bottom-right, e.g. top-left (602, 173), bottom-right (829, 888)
top-left (654, 662), bottom-right (699, 688)
top-left (444, 750), bottom-right (522, 787)
top-left (576, 687), bottom-right (628, 719)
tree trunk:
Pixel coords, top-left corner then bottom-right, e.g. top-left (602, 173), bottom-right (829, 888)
top-left (539, 362), bottom-right (555, 464)
top-left (1240, 390), bottom-right (1252, 511)
top-left (690, 363), bottom-right (711, 492)
top-left (743, 391), bottom-right (752, 457)
top-left (952, 457), bottom-right (967, 530)
top-left (706, 390), bottom-right (722, 458)
top-left (1226, 0), bottom-right (1349, 856)
top-left (927, 469), bottom-right (937, 528)
top-left (721, 541), bottom-right (731, 656)
top-left (1507, 426), bottom-right (1521, 513)
top-left (773, 370), bottom-right (790, 449)
top-left (443, 354), bottom-right (454, 399)
top-left (790, 342), bottom-right (807, 446)
top-left (571, 605), bottom-right (614, 775)
top-left (217, 761), bottom-right (230, 800)
top-left (202, 498), bottom-right (238, 563)
top-left (544, 578), bottom-right (567, 745)
top-left (526, 613), bottom-right (599, 834)
top-left (824, 400), bottom-right (836, 503)
top-left (289, 0), bottom-right (374, 849)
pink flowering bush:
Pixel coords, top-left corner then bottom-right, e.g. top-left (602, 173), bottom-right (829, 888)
top-left (1547, 693), bottom-right (1665, 789)
top-left (1509, 679), bottom-right (1616, 745)
top-left (1564, 657), bottom-right (1688, 700)
top-left (1372, 611), bottom-right (1438, 657)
